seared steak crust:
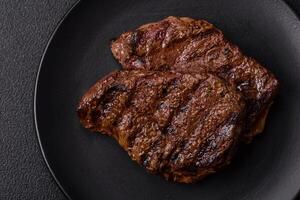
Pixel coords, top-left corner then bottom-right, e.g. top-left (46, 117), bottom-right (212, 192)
top-left (77, 70), bottom-right (245, 183)
top-left (111, 16), bottom-right (279, 141)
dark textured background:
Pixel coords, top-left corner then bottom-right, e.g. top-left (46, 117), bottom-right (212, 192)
top-left (0, 0), bottom-right (299, 199)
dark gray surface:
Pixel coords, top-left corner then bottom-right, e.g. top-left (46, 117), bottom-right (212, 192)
top-left (0, 1), bottom-right (76, 199)
top-left (0, 1), bottom-right (300, 200)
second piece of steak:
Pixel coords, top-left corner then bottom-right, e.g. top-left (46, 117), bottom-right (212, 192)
top-left (111, 16), bottom-right (279, 141)
top-left (77, 70), bottom-right (245, 183)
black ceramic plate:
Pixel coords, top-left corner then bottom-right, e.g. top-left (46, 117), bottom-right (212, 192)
top-left (34, 0), bottom-right (300, 199)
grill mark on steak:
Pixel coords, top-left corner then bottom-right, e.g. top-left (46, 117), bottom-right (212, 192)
top-left (195, 115), bottom-right (238, 168)
top-left (120, 21), bottom-right (217, 71)
top-left (111, 16), bottom-right (279, 142)
top-left (77, 71), bottom-right (120, 131)
top-left (164, 85), bottom-right (218, 153)
top-left (77, 70), bottom-right (246, 182)
top-left (141, 74), bottom-right (203, 167)
top-left (132, 77), bottom-right (185, 163)
top-left (165, 79), bottom-right (236, 166)
top-left (117, 74), bottom-right (164, 150)
top-left (174, 104), bottom-right (238, 168)
top-left (130, 75), bottom-right (180, 162)
top-left (95, 88), bottom-right (127, 131)
top-left (175, 30), bottom-right (224, 64)
top-left (130, 31), bottom-right (142, 54)
top-left (159, 76), bottom-right (202, 132)
top-left (144, 78), bottom-right (222, 172)
top-left (136, 74), bottom-right (201, 162)
top-left (109, 72), bottom-right (158, 147)
top-left (78, 16), bottom-right (280, 183)
top-left (169, 113), bottom-right (240, 178)
top-left (93, 72), bottom-right (145, 133)
top-left (160, 77), bottom-right (204, 133)
top-left (169, 102), bottom-right (225, 165)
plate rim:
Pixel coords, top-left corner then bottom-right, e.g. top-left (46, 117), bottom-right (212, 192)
top-left (33, 1), bottom-right (81, 199)
top-left (33, 1), bottom-right (300, 199)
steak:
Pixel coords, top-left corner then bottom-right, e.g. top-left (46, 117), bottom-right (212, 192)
top-left (77, 70), bottom-right (246, 183)
top-left (111, 16), bottom-right (279, 141)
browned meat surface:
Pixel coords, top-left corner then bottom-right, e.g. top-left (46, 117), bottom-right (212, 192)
top-left (111, 16), bottom-right (279, 141)
top-left (77, 70), bottom-right (246, 183)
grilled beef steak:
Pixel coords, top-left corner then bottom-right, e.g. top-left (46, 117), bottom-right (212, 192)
top-left (111, 16), bottom-right (279, 141)
top-left (77, 70), bottom-right (246, 183)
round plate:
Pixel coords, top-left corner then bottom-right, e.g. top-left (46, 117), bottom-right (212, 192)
top-left (34, 0), bottom-right (300, 199)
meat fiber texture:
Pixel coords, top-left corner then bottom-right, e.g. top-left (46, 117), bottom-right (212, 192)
top-left (77, 70), bottom-right (246, 183)
top-left (77, 16), bottom-right (279, 183)
top-left (111, 16), bottom-right (279, 141)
